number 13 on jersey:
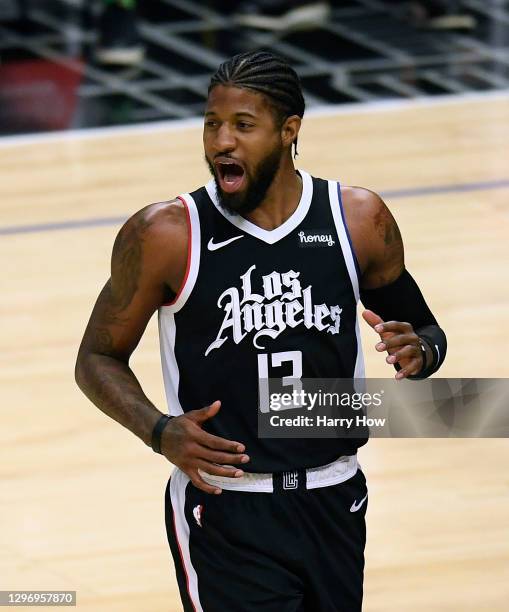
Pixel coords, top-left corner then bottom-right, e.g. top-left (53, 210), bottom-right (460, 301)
top-left (258, 350), bottom-right (303, 414)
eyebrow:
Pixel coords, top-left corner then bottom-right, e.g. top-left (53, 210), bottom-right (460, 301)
top-left (204, 111), bottom-right (257, 118)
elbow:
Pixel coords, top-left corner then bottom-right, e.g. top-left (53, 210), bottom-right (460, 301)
top-left (74, 350), bottom-right (88, 392)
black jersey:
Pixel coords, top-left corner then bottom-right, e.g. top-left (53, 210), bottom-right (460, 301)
top-left (158, 170), bottom-right (367, 472)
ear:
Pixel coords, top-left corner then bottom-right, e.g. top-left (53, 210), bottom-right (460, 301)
top-left (281, 115), bottom-right (301, 149)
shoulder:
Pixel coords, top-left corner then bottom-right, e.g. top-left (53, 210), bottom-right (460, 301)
top-left (111, 198), bottom-right (189, 287)
top-left (340, 185), bottom-right (387, 224)
top-left (340, 185), bottom-right (400, 242)
top-left (114, 198), bottom-right (187, 253)
top-left (339, 186), bottom-right (404, 286)
top-left (119, 197), bottom-right (187, 236)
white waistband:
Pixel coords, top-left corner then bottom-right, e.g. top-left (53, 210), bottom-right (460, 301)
top-left (198, 455), bottom-right (358, 493)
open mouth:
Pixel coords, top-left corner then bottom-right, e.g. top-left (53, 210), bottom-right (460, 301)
top-left (215, 158), bottom-right (246, 194)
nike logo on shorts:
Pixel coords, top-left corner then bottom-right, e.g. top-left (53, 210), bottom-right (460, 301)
top-left (207, 235), bottom-right (244, 251)
top-left (350, 492), bottom-right (368, 512)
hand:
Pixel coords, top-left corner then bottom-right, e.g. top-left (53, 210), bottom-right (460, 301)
top-left (362, 310), bottom-right (424, 380)
top-left (161, 401), bottom-right (249, 494)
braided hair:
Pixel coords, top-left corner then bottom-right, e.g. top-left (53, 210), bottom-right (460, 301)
top-left (208, 50), bottom-right (305, 157)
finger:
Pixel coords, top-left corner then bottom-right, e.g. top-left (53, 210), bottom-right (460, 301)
top-left (376, 333), bottom-right (418, 352)
top-left (395, 358), bottom-right (422, 380)
top-left (362, 310), bottom-right (384, 330)
top-left (188, 469), bottom-right (222, 495)
top-left (196, 448), bottom-right (250, 465)
top-left (186, 400), bottom-right (222, 424)
top-left (375, 332), bottom-right (397, 349)
top-left (373, 321), bottom-right (413, 335)
top-left (385, 344), bottom-right (420, 364)
top-left (375, 335), bottom-right (404, 352)
top-left (194, 428), bottom-right (246, 454)
top-left (196, 460), bottom-right (245, 479)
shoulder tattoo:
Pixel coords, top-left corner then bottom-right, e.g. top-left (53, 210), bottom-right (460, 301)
top-left (107, 214), bottom-right (155, 322)
top-left (373, 202), bottom-right (402, 248)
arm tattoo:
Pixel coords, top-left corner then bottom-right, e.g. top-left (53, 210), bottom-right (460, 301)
top-left (106, 215), bottom-right (154, 325)
top-left (92, 326), bottom-right (114, 354)
top-left (75, 203), bottom-right (181, 444)
top-left (367, 201), bottom-right (404, 287)
top-left (78, 352), bottom-right (160, 445)
top-left (374, 204), bottom-right (402, 248)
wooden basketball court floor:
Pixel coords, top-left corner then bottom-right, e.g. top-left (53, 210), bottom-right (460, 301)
top-left (1, 92), bottom-right (508, 611)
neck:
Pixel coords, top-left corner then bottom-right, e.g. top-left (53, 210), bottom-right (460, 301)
top-left (243, 157), bottom-right (302, 230)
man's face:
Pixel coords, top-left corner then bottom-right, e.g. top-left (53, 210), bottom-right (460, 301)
top-left (203, 85), bottom-right (284, 215)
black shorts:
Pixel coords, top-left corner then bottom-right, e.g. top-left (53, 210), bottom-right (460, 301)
top-left (165, 463), bottom-right (368, 612)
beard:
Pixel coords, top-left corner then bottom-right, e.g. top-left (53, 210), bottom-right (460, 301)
top-left (206, 144), bottom-right (283, 215)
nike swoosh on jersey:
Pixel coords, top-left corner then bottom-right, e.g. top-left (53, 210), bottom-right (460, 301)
top-left (350, 492), bottom-right (368, 512)
top-left (207, 235), bottom-right (244, 251)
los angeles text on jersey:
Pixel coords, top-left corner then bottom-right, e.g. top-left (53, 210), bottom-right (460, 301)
top-left (205, 264), bottom-right (343, 355)
top-left (269, 415), bottom-right (387, 427)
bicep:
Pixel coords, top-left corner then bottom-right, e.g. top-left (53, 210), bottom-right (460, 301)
top-left (79, 210), bottom-right (178, 361)
top-left (357, 192), bottom-right (405, 290)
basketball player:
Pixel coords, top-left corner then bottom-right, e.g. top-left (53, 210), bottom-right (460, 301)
top-left (75, 51), bottom-right (447, 611)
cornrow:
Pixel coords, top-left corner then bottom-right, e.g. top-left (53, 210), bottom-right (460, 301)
top-left (209, 51), bottom-right (305, 157)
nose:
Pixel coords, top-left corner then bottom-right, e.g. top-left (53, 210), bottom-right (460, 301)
top-left (214, 123), bottom-right (236, 153)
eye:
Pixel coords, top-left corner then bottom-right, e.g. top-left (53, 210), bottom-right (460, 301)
top-left (205, 120), bottom-right (218, 128)
top-left (238, 121), bottom-right (253, 129)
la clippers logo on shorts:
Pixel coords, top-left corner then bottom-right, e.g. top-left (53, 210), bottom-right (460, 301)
top-left (283, 471), bottom-right (298, 490)
top-left (298, 230), bottom-right (335, 247)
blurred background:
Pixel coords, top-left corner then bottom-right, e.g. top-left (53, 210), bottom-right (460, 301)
top-left (0, 0), bottom-right (508, 135)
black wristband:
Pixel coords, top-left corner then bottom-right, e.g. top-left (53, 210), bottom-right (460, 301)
top-left (151, 414), bottom-right (173, 454)
top-left (406, 337), bottom-right (430, 380)
top-left (407, 325), bottom-right (447, 380)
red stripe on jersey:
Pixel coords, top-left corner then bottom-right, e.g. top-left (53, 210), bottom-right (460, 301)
top-left (162, 195), bottom-right (192, 306)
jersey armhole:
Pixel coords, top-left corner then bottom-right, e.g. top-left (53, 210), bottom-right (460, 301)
top-left (328, 180), bottom-right (361, 302)
top-left (160, 194), bottom-right (201, 312)
top-left (336, 183), bottom-right (362, 280)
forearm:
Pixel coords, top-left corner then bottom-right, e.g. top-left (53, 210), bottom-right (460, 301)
top-left (75, 352), bottom-right (163, 446)
top-left (361, 270), bottom-right (447, 378)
